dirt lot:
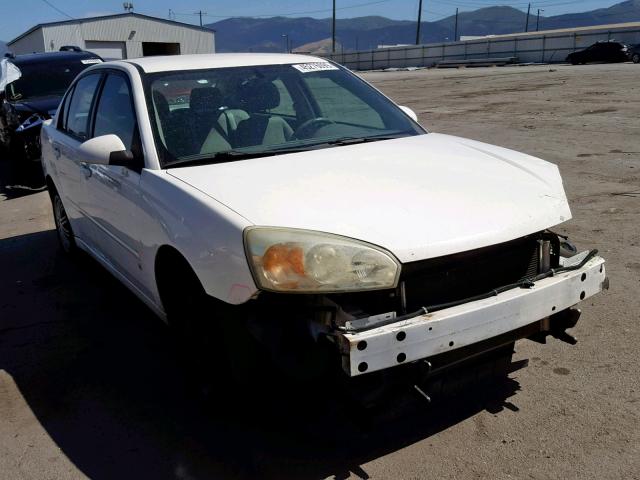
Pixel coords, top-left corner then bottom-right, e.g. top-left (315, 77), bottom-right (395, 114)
top-left (1, 63), bottom-right (639, 479)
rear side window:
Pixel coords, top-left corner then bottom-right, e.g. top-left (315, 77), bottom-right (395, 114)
top-left (93, 74), bottom-right (137, 151)
top-left (64, 74), bottom-right (101, 140)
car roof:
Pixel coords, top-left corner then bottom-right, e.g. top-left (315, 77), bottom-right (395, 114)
top-left (10, 51), bottom-right (101, 66)
top-left (121, 53), bottom-right (328, 74)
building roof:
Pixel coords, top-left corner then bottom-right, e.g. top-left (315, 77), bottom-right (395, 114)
top-left (8, 12), bottom-right (214, 46)
top-left (120, 53), bottom-right (323, 73)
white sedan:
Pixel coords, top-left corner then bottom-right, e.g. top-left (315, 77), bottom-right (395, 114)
top-left (41, 54), bottom-right (606, 391)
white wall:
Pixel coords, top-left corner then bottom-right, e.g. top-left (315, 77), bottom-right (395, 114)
top-left (328, 23), bottom-right (640, 70)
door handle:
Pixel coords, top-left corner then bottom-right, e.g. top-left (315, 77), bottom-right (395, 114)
top-left (80, 163), bottom-right (92, 179)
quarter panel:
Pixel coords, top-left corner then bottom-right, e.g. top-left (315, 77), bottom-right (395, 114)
top-left (139, 170), bottom-right (257, 307)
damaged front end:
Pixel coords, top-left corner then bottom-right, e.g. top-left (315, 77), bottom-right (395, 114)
top-left (2, 103), bottom-right (50, 161)
top-left (244, 231), bottom-right (607, 385)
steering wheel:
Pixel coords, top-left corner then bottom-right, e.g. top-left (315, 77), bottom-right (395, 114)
top-left (292, 117), bottom-right (335, 139)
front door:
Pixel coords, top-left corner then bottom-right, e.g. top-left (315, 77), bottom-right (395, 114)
top-left (81, 72), bottom-right (149, 296)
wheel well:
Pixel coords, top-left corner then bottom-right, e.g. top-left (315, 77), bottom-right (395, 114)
top-left (154, 245), bottom-right (204, 311)
top-left (45, 175), bottom-right (57, 199)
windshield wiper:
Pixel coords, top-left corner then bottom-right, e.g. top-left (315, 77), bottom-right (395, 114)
top-left (325, 133), bottom-right (407, 146)
top-left (164, 145), bottom-right (315, 168)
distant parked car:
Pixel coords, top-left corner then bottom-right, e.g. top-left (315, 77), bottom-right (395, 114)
top-left (566, 41), bottom-right (631, 65)
top-left (630, 44), bottom-right (640, 64)
top-left (0, 50), bottom-right (102, 184)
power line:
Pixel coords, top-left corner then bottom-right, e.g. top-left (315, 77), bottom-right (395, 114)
top-left (39, 0), bottom-right (74, 20)
top-left (171, 0), bottom-right (391, 19)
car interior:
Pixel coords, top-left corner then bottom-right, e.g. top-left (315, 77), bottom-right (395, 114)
top-left (152, 77), bottom-right (297, 159)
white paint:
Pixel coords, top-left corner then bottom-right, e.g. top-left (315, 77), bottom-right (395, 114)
top-left (40, 51), bottom-right (585, 362)
top-left (128, 53), bottom-right (324, 73)
top-left (343, 254), bottom-right (606, 376)
top-left (77, 134), bottom-right (125, 165)
top-left (169, 133), bottom-right (571, 263)
top-left (398, 105), bottom-right (418, 122)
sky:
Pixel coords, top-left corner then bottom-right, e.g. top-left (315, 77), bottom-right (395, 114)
top-left (1, 0), bottom-right (625, 41)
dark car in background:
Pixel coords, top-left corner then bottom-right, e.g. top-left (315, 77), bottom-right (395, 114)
top-left (566, 41), bottom-right (631, 65)
top-left (630, 44), bottom-right (640, 64)
top-left (0, 50), bottom-right (102, 184)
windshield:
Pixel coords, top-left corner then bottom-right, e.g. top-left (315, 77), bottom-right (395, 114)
top-left (6, 60), bottom-right (94, 101)
top-left (147, 62), bottom-right (425, 167)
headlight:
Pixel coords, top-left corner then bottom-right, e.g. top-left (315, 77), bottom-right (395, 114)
top-left (244, 227), bottom-right (401, 293)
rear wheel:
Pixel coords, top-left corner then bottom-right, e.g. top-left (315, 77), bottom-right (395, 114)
top-left (52, 191), bottom-right (77, 255)
top-left (632, 53), bottom-right (640, 64)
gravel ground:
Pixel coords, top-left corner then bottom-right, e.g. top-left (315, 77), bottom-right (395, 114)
top-left (0, 63), bottom-right (639, 480)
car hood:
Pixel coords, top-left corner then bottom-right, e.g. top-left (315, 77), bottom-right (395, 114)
top-left (167, 133), bottom-right (572, 263)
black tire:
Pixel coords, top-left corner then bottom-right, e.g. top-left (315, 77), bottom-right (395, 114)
top-left (633, 53), bottom-right (640, 64)
top-left (158, 255), bottom-right (239, 398)
top-left (51, 191), bottom-right (78, 255)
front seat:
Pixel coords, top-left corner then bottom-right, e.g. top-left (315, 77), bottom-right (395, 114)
top-left (189, 87), bottom-right (229, 147)
top-left (234, 80), bottom-right (293, 148)
top-left (191, 87), bottom-right (250, 155)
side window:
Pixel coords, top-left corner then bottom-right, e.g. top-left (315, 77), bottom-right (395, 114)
top-left (268, 79), bottom-right (295, 116)
top-left (303, 76), bottom-right (384, 128)
top-left (93, 74), bottom-right (138, 151)
top-left (64, 74), bottom-right (101, 139)
top-left (57, 86), bottom-right (74, 130)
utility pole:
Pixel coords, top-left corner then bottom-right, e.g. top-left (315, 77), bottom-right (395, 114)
top-left (415, 0), bottom-right (423, 45)
top-left (454, 8), bottom-right (459, 42)
top-left (536, 9), bottom-right (544, 31)
top-left (524, 3), bottom-right (530, 32)
top-left (332, 0), bottom-right (336, 53)
top-left (195, 10), bottom-right (206, 27)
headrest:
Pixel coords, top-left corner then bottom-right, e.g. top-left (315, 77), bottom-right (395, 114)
top-left (152, 90), bottom-right (169, 119)
top-left (236, 80), bottom-right (280, 112)
top-left (190, 87), bottom-right (224, 114)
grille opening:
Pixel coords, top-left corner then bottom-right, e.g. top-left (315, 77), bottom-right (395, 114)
top-left (329, 233), bottom-right (559, 318)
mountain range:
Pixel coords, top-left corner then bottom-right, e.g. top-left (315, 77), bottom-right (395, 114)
top-left (207, 0), bottom-right (640, 52)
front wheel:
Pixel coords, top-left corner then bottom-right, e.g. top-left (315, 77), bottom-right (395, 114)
top-left (632, 53), bottom-right (640, 64)
top-left (52, 192), bottom-right (77, 255)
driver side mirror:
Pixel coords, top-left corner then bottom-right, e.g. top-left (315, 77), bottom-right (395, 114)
top-left (398, 105), bottom-right (418, 122)
top-left (78, 134), bottom-right (139, 169)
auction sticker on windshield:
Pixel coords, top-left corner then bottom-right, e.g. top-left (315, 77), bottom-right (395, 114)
top-left (292, 62), bottom-right (339, 73)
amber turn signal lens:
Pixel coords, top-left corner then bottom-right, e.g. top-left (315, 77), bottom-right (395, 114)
top-left (262, 243), bottom-right (305, 286)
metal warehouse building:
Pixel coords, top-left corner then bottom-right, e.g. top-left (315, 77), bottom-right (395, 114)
top-left (7, 13), bottom-right (215, 60)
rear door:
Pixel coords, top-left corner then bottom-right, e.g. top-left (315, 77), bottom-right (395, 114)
top-left (51, 72), bottom-right (103, 241)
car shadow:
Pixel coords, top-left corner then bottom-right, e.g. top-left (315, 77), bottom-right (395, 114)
top-left (0, 229), bottom-right (524, 480)
top-left (0, 154), bottom-right (46, 199)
